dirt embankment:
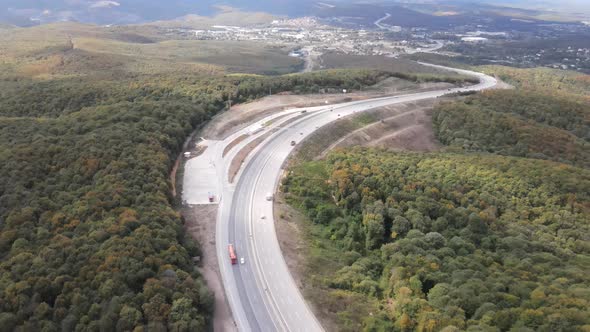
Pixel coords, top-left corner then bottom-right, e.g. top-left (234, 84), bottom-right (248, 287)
top-left (175, 131), bottom-right (235, 331)
top-left (324, 100), bottom-right (441, 155)
top-left (184, 205), bottom-right (237, 332)
top-left (200, 78), bottom-right (455, 141)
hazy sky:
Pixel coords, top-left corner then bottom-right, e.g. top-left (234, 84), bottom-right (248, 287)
top-left (0, 0), bottom-right (588, 26)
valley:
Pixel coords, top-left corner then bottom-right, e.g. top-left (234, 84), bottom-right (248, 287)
top-left (0, 1), bottom-right (588, 332)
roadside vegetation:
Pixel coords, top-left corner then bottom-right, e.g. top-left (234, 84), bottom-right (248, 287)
top-left (320, 52), bottom-right (478, 85)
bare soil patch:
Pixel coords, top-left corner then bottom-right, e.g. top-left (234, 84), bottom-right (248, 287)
top-left (170, 158), bottom-right (182, 198)
top-left (273, 192), bottom-right (306, 289)
top-left (200, 77), bottom-right (454, 141)
top-left (327, 101), bottom-right (441, 154)
top-left (183, 204), bottom-right (237, 332)
top-left (368, 121), bottom-right (440, 152)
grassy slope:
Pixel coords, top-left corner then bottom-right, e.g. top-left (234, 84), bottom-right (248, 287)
top-left (73, 38), bottom-right (301, 75)
top-left (0, 22), bottom-right (302, 76)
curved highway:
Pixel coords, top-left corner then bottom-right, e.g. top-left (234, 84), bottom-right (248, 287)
top-left (206, 65), bottom-right (498, 331)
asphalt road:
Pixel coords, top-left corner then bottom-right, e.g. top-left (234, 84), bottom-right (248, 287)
top-left (202, 65), bottom-right (498, 332)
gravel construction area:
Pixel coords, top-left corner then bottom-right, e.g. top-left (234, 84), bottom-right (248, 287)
top-left (183, 204), bottom-right (237, 332)
top-left (183, 140), bottom-right (222, 205)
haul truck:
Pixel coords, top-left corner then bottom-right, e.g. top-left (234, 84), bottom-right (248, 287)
top-left (228, 244), bottom-right (237, 265)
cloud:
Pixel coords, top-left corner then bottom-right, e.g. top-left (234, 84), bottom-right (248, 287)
top-left (89, 1), bottom-right (120, 9)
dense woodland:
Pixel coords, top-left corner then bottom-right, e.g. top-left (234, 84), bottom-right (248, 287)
top-left (284, 149), bottom-right (590, 331)
top-left (433, 89), bottom-right (590, 168)
top-left (284, 65), bottom-right (590, 331)
top-left (5, 20), bottom-right (589, 332)
top-left (0, 69), bottom-right (395, 119)
top-left (0, 21), bottom-right (445, 331)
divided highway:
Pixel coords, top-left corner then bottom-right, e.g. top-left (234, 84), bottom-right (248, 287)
top-left (190, 65), bottom-right (498, 331)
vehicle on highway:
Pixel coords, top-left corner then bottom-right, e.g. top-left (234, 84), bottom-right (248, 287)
top-left (210, 64), bottom-right (498, 332)
top-left (290, 140), bottom-right (296, 146)
top-left (301, 110), bottom-right (307, 114)
top-left (240, 257), bottom-right (245, 265)
top-left (228, 244), bottom-right (237, 265)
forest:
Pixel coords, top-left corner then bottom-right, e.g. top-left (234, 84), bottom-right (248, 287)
top-left (0, 20), bottom-right (477, 330)
top-left (478, 66), bottom-right (590, 101)
top-left (283, 65), bottom-right (590, 331)
top-left (0, 66), bottom-right (406, 331)
top-left (283, 149), bottom-right (590, 331)
top-left (432, 89), bottom-right (590, 168)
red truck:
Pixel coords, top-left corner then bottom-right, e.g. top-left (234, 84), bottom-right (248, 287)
top-left (228, 244), bottom-right (237, 265)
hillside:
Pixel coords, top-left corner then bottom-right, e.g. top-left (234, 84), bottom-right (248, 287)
top-left (0, 1), bottom-right (276, 26)
top-left (479, 66), bottom-right (590, 101)
top-left (284, 149), bottom-right (590, 331)
top-left (0, 22), bottom-right (302, 76)
top-left (282, 65), bottom-right (590, 331)
top-left (149, 8), bottom-right (276, 29)
top-left (0, 22), bottom-right (400, 330)
top-left (433, 89), bottom-right (590, 167)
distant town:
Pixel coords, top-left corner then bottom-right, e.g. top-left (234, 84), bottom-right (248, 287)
top-left (162, 15), bottom-right (590, 73)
